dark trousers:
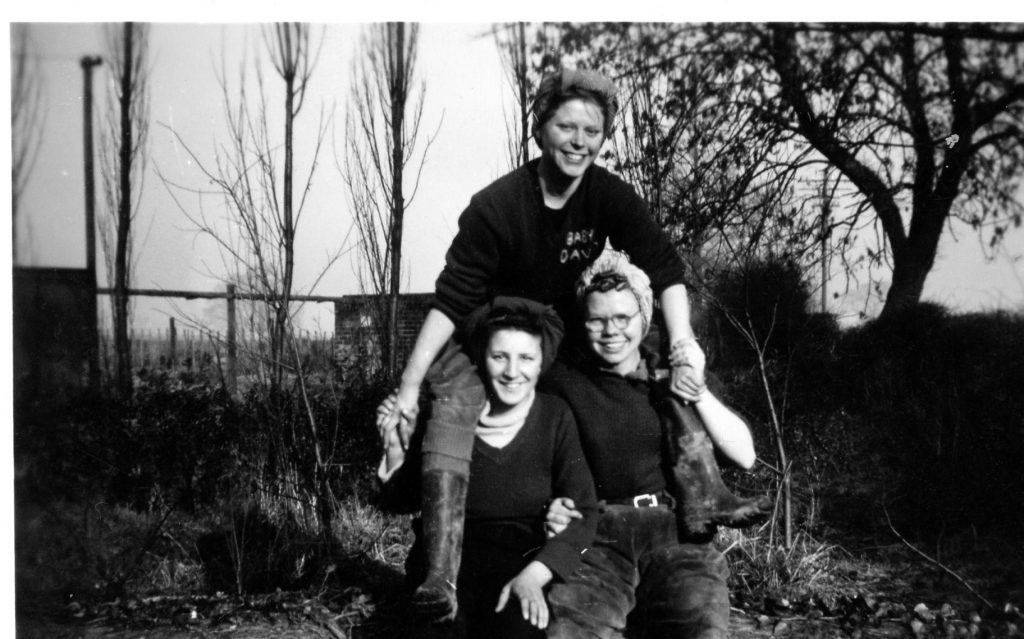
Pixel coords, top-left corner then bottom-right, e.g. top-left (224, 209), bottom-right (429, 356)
top-left (406, 521), bottom-right (545, 639)
top-left (547, 505), bottom-right (730, 639)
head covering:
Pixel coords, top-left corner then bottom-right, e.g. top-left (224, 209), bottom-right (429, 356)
top-left (531, 68), bottom-right (619, 141)
top-left (575, 249), bottom-right (654, 336)
top-left (462, 296), bottom-right (565, 374)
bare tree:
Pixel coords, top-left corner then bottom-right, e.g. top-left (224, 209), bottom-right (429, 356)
top-left (493, 22), bottom-right (533, 170)
top-left (491, 22), bottom-right (567, 172)
top-left (342, 22), bottom-right (437, 377)
top-left (159, 24), bottom-right (347, 537)
top-left (11, 23), bottom-right (46, 262)
top-left (97, 22), bottom-right (150, 399)
top-left (161, 24), bottom-right (329, 389)
top-left (547, 23), bottom-right (1024, 320)
top-left (757, 23), bottom-right (1024, 318)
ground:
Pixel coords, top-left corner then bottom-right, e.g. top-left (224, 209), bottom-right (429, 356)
top-left (18, 536), bottom-right (1024, 639)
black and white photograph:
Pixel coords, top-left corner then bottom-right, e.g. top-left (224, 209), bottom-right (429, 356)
top-left (10, 12), bottom-right (1024, 639)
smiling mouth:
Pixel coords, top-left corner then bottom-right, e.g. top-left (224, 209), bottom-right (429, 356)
top-left (562, 151), bottom-right (588, 162)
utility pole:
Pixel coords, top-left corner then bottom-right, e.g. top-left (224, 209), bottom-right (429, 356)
top-left (81, 55), bottom-right (103, 389)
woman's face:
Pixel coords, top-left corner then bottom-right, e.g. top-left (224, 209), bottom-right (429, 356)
top-left (484, 328), bottom-right (543, 412)
top-left (583, 288), bottom-right (644, 375)
top-left (537, 98), bottom-right (606, 181)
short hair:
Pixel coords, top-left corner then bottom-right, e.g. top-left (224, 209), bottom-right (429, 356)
top-left (531, 69), bottom-right (618, 146)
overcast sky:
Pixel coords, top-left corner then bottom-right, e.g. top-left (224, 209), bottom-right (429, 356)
top-left (9, 19), bottom-right (1024, 335)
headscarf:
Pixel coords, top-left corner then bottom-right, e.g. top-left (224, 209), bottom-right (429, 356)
top-left (575, 249), bottom-right (654, 336)
top-left (462, 296), bottom-right (565, 374)
top-left (531, 68), bottom-right (619, 142)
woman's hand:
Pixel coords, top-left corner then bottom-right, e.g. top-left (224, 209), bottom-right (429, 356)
top-left (544, 497), bottom-right (583, 538)
top-left (495, 561), bottom-right (554, 629)
top-left (669, 338), bottom-right (707, 402)
top-left (375, 388), bottom-right (418, 451)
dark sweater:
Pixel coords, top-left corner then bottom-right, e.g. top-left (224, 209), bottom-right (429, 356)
top-left (540, 362), bottom-right (667, 501)
top-left (434, 159), bottom-right (686, 328)
top-left (379, 393), bottom-right (598, 581)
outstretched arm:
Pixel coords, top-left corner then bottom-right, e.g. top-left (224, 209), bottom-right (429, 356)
top-left (693, 391), bottom-right (756, 470)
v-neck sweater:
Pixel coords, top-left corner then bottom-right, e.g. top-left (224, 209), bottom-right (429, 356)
top-left (378, 392), bottom-right (598, 581)
top-left (463, 393), bottom-right (597, 580)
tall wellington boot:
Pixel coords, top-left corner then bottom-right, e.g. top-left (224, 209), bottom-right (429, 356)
top-left (656, 388), bottom-right (772, 538)
top-left (411, 469), bottom-right (469, 623)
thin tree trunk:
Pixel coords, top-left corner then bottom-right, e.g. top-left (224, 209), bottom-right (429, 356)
top-left (114, 24), bottom-right (135, 399)
top-left (387, 23), bottom-right (406, 377)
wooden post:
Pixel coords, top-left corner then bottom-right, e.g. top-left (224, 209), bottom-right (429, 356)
top-left (168, 317), bottom-right (177, 369)
top-left (226, 284), bottom-right (237, 394)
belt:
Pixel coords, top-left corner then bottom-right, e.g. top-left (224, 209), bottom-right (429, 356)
top-left (602, 490), bottom-right (675, 510)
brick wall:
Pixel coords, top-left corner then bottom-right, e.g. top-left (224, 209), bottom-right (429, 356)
top-left (333, 293), bottom-right (434, 367)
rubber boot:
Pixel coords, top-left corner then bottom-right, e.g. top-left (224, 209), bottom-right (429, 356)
top-left (411, 469), bottom-right (469, 623)
top-left (655, 387), bottom-right (772, 538)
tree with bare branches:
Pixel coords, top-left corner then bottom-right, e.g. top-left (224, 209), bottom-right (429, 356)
top-left (492, 22), bottom-right (565, 172)
top-left (342, 22), bottom-right (437, 377)
top-left (162, 23), bottom-right (329, 389)
top-left (11, 23), bottom-right (46, 262)
top-left (98, 21), bottom-right (150, 399)
top-left (541, 22), bottom-right (1024, 319)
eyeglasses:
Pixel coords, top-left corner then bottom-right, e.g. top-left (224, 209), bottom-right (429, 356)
top-left (584, 310), bottom-right (641, 333)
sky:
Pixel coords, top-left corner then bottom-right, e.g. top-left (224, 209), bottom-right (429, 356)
top-left (10, 19), bottom-right (1023, 338)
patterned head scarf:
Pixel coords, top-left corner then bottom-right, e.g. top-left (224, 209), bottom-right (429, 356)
top-left (575, 250), bottom-right (654, 336)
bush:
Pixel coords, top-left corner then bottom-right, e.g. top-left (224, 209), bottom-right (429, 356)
top-left (837, 306), bottom-right (1024, 535)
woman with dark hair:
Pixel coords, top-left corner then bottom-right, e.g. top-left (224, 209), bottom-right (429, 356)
top-left (377, 297), bottom-right (598, 638)
top-left (376, 68), bottom-right (762, 623)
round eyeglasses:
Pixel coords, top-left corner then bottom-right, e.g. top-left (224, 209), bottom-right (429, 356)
top-left (584, 310), bottom-right (641, 333)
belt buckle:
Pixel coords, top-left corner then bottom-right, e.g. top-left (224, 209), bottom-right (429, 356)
top-left (632, 493), bottom-right (658, 508)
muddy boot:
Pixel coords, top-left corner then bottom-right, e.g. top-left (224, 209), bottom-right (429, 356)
top-left (656, 387), bottom-right (772, 538)
top-left (411, 469), bottom-right (469, 623)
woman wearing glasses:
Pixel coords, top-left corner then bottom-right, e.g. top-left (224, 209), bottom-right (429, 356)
top-left (540, 251), bottom-right (760, 639)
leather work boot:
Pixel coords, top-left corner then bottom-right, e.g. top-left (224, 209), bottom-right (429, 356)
top-left (655, 386), bottom-right (772, 538)
top-left (411, 469), bottom-right (469, 623)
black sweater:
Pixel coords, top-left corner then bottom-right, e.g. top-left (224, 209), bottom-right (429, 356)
top-left (434, 159), bottom-right (686, 328)
top-left (380, 393), bottom-right (598, 581)
top-left (540, 362), bottom-right (667, 502)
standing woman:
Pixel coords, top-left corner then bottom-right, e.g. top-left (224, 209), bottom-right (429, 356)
top-left (377, 69), bottom-right (711, 622)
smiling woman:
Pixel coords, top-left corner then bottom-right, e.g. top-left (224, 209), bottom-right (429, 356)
top-left (376, 297), bottom-right (598, 638)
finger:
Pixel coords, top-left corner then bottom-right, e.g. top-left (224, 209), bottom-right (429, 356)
top-left (520, 593), bottom-right (531, 622)
top-left (538, 600), bottom-right (549, 629)
top-left (495, 584), bottom-right (510, 612)
top-left (397, 414), bottom-right (413, 450)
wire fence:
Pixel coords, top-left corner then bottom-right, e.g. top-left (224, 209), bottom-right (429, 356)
top-left (98, 324), bottom-right (338, 383)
